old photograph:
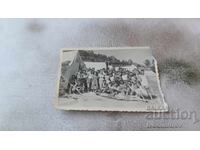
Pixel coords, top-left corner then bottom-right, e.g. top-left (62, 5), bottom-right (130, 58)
top-left (56, 47), bottom-right (168, 112)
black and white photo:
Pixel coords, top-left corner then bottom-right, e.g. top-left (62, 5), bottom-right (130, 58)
top-left (56, 47), bottom-right (168, 112)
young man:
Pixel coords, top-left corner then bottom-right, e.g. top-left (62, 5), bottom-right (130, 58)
top-left (101, 80), bottom-right (110, 94)
top-left (111, 83), bottom-right (120, 97)
top-left (82, 70), bottom-right (88, 92)
top-left (98, 70), bottom-right (104, 89)
top-left (118, 81), bottom-right (126, 96)
top-left (68, 75), bottom-right (76, 94)
top-left (137, 69), bottom-right (153, 100)
top-left (122, 72), bottom-right (128, 81)
top-left (87, 70), bottom-right (93, 92)
top-left (91, 71), bottom-right (98, 92)
top-left (70, 75), bottom-right (82, 94)
top-left (105, 73), bottom-right (110, 84)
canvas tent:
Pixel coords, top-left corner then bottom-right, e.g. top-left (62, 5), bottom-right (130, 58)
top-left (84, 62), bottom-right (106, 71)
top-left (123, 65), bottom-right (137, 71)
top-left (62, 50), bottom-right (85, 86)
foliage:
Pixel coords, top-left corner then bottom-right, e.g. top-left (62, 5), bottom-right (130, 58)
top-left (79, 50), bottom-right (133, 66)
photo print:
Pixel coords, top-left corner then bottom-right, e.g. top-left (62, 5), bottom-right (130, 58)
top-left (55, 47), bottom-right (168, 112)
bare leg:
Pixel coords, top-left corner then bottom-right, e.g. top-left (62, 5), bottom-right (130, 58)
top-left (146, 88), bottom-right (153, 100)
top-left (75, 87), bottom-right (82, 94)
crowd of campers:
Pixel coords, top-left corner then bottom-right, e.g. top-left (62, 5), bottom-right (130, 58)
top-left (61, 66), bottom-right (154, 100)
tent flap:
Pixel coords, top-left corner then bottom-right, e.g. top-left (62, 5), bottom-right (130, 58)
top-left (63, 50), bottom-right (85, 85)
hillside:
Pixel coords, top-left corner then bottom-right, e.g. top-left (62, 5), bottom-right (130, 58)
top-left (79, 50), bottom-right (133, 66)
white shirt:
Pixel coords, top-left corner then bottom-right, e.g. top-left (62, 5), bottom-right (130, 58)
top-left (139, 74), bottom-right (148, 87)
top-left (122, 74), bottom-right (128, 80)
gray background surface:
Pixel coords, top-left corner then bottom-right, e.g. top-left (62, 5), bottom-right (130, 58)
top-left (0, 19), bottom-right (200, 130)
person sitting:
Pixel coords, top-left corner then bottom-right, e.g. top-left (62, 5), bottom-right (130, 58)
top-left (71, 80), bottom-right (82, 94)
top-left (111, 83), bottom-right (120, 96)
top-left (101, 82), bottom-right (110, 94)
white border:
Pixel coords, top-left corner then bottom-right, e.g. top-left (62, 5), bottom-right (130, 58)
top-left (55, 47), bottom-right (168, 112)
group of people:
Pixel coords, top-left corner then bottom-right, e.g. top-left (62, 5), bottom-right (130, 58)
top-left (61, 66), bottom-right (154, 100)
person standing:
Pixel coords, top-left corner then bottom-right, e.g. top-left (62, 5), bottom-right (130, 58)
top-left (122, 72), bottom-right (128, 81)
top-left (82, 70), bottom-right (88, 92)
top-left (99, 70), bottom-right (104, 89)
top-left (138, 69), bottom-right (153, 100)
top-left (87, 70), bottom-right (93, 92)
top-left (106, 61), bottom-right (109, 70)
top-left (105, 73), bottom-right (110, 84)
top-left (91, 71), bottom-right (98, 92)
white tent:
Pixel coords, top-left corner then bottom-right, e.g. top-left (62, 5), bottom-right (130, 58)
top-left (84, 62), bottom-right (106, 71)
top-left (122, 65), bottom-right (137, 71)
top-left (62, 50), bottom-right (85, 85)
